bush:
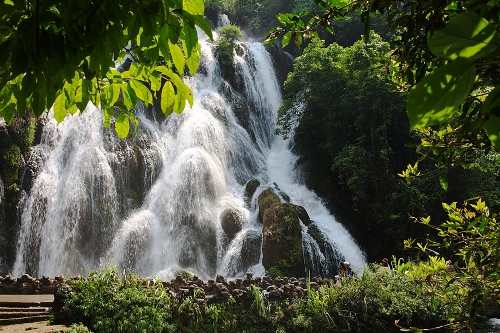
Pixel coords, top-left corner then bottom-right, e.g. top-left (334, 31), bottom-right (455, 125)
top-left (216, 25), bottom-right (244, 66)
top-left (54, 268), bottom-right (174, 333)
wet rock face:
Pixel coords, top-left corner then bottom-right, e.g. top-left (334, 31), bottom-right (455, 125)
top-left (257, 188), bottom-right (280, 223)
top-left (220, 208), bottom-right (243, 240)
top-left (244, 178), bottom-right (260, 204)
top-left (261, 202), bottom-right (305, 278)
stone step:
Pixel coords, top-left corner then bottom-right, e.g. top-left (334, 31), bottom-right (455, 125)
top-left (0, 306), bottom-right (52, 312)
top-left (0, 308), bottom-right (51, 318)
top-left (0, 314), bottom-right (51, 325)
top-left (0, 301), bottom-right (53, 307)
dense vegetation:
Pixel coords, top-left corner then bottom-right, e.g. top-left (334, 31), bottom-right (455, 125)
top-left (55, 263), bottom-right (490, 333)
top-left (275, 33), bottom-right (500, 262)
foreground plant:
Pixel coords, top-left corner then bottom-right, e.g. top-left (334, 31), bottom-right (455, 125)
top-left (0, 0), bottom-right (213, 138)
top-left (406, 198), bottom-right (500, 331)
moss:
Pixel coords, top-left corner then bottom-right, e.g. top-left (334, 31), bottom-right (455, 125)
top-left (8, 114), bottom-right (38, 155)
top-left (257, 188), bottom-right (280, 223)
top-left (269, 249), bottom-right (304, 278)
top-left (1, 144), bottom-right (21, 185)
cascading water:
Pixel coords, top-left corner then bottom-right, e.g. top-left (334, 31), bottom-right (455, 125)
top-left (11, 37), bottom-right (365, 280)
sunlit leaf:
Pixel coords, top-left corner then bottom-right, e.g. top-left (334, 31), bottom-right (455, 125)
top-left (183, 0), bottom-right (204, 15)
top-left (161, 81), bottom-right (175, 116)
top-left (0, 103), bottom-right (15, 123)
top-left (407, 60), bottom-right (476, 129)
top-left (169, 41), bottom-right (185, 76)
top-left (114, 113), bottom-right (130, 138)
top-left (282, 32), bottom-right (292, 48)
top-left (53, 93), bottom-right (68, 123)
top-left (129, 79), bottom-right (153, 106)
top-left (428, 12), bottom-right (499, 60)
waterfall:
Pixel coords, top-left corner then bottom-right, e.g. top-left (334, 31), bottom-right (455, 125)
top-left (11, 39), bottom-right (365, 279)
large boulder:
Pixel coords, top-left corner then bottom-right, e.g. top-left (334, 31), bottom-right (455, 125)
top-left (257, 188), bottom-right (280, 223)
top-left (244, 179), bottom-right (260, 203)
top-left (261, 201), bottom-right (305, 277)
top-left (220, 208), bottom-right (243, 240)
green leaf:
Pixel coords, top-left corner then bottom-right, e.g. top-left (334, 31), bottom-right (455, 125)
top-left (31, 89), bottom-right (46, 117)
top-left (407, 60), bottom-right (476, 129)
top-left (129, 79), bottom-right (153, 106)
top-left (439, 173), bottom-right (448, 191)
top-left (183, 24), bottom-right (198, 56)
top-left (166, 14), bottom-right (182, 44)
top-left (169, 40), bottom-right (185, 76)
top-left (293, 32), bottom-right (303, 48)
top-left (186, 43), bottom-right (200, 75)
top-left (282, 32), bottom-right (292, 48)
top-left (183, 0), bottom-right (204, 15)
top-left (114, 113), bottom-right (130, 138)
top-left (53, 93), bottom-right (68, 123)
top-left (106, 84), bottom-right (121, 107)
top-left (161, 81), bottom-right (175, 116)
top-left (75, 79), bottom-right (90, 112)
top-left (483, 114), bottom-right (500, 149)
top-left (428, 12), bottom-right (499, 60)
top-left (193, 15), bottom-right (213, 40)
top-left (482, 86), bottom-right (500, 117)
top-left (159, 24), bottom-right (170, 60)
top-left (103, 106), bottom-right (114, 129)
top-left (0, 103), bottom-right (15, 123)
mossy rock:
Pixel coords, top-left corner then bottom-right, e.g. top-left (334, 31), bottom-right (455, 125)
top-left (7, 114), bottom-right (37, 154)
top-left (0, 144), bottom-right (21, 185)
top-left (261, 202), bottom-right (305, 277)
top-left (220, 208), bottom-right (242, 240)
top-left (257, 188), bottom-right (280, 223)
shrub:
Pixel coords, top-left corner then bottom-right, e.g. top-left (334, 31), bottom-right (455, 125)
top-left (54, 268), bottom-right (173, 333)
top-left (216, 25), bottom-right (244, 66)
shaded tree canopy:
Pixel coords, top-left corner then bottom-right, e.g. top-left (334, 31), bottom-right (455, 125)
top-left (267, 0), bottom-right (500, 179)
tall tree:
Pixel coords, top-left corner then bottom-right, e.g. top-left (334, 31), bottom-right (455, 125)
top-left (267, 0), bottom-right (500, 177)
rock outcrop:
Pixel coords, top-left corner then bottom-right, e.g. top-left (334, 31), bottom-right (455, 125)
top-left (258, 188), bottom-right (308, 277)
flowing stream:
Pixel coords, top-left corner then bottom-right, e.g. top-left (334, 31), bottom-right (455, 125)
top-left (12, 38), bottom-right (365, 280)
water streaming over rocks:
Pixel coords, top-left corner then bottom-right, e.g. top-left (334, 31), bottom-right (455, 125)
top-left (10, 39), bottom-right (365, 280)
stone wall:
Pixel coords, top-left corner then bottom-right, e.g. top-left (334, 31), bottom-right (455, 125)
top-left (1, 273), bottom-right (336, 305)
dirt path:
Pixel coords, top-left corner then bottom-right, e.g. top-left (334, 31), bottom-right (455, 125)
top-left (0, 321), bottom-right (69, 332)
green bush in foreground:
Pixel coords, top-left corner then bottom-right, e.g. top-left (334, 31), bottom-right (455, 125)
top-left (54, 269), bottom-right (175, 333)
top-left (54, 263), bottom-right (470, 333)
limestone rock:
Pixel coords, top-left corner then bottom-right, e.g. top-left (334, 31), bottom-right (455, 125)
top-left (257, 188), bottom-right (280, 223)
top-left (261, 202), bottom-right (305, 277)
top-left (244, 179), bottom-right (260, 203)
top-left (220, 208), bottom-right (242, 240)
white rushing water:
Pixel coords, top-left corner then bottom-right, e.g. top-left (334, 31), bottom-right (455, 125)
top-left (12, 38), bottom-right (365, 279)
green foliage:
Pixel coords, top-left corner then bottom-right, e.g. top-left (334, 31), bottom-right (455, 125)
top-left (66, 323), bottom-right (93, 333)
top-left (267, 1), bottom-right (500, 175)
top-left (0, 0), bottom-right (213, 138)
top-left (216, 25), bottom-right (244, 67)
top-left (56, 263), bottom-right (478, 333)
top-left (410, 199), bottom-right (500, 330)
top-left (56, 267), bottom-right (173, 333)
top-left (276, 35), bottom-right (428, 260)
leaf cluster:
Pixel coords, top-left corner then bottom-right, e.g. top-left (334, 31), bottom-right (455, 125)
top-left (0, 0), bottom-right (213, 138)
top-left (409, 199), bottom-right (500, 330)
